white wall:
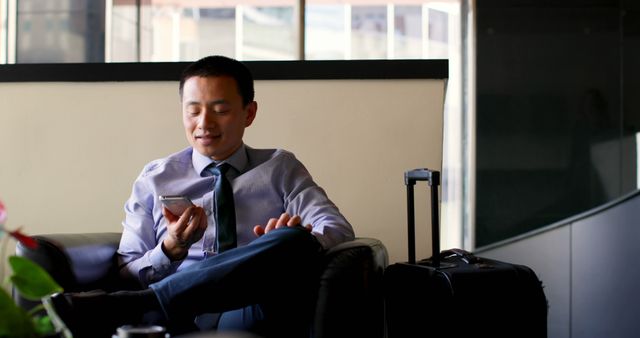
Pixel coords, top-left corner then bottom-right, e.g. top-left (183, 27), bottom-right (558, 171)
top-left (0, 79), bottom-right (445, 270)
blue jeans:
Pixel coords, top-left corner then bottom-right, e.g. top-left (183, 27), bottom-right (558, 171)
top-left (150, 226), bottom-right (324, 337)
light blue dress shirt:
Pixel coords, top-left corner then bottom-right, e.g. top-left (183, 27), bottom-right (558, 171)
top-left (117, 144), bottom-right (354, 286)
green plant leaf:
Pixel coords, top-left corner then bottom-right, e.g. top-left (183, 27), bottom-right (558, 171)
top-left (0, 287), bottom-right (37, 337)
top-left (32, 314), bottom-right (56, 335)
top-left (9, 255), bottom-right (63, 300)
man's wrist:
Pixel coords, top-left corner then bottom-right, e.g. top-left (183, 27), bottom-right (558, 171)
top-left (161, 238), bottom-right (188, 261)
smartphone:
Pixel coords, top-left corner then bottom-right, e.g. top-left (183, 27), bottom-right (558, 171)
top-left (159, 195), bottom-right (194, 216)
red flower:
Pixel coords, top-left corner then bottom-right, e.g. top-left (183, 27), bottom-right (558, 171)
top-left (8, 228), bottom-right (39, 249)
top-left (0, 199), bottom-right (6, 225)
top-left (0, 199), bottom-right (38, 249)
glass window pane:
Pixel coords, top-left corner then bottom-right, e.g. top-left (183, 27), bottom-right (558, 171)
top-left (242, 5), bottom-right (296, 61)
top-left (190, 8), bottom-right (236, 60)
top-left (351, 6), bottom-right (387, 59)
top-left (130, 1), bottom-right (236, 62)
top-left (110, 1), bottom-right (138, 62)
top-left (305, 4), bottom-right (346, 60)
top-left (394, 5), bottom-right (422, 59)
top-left (1, 0), bottom-right (6, 63)
top-left (427, 7), bottom-right (448, 58)
top-left (16, 0), bottom-right (104, 63)
top-left (118, 1), bottom-right (296, 62)
top-left (139, 4), bottom-right (237, 62)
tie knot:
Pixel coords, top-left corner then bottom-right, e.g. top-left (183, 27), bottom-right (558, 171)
top-left (209, 163), bottom-right (231, 177)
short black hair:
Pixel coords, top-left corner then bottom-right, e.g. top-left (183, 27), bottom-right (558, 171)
top-left (179, 55), bottom-right (255, 106)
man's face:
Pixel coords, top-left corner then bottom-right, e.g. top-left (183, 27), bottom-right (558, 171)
top-left (182, 75), bottom-right (257, 160)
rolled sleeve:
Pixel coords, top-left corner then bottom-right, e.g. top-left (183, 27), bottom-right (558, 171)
top-left (118, 165), bottom-right (182, 286)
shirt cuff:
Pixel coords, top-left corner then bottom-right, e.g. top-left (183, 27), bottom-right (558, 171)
top-left (148, 242), bottom-right (182, 279)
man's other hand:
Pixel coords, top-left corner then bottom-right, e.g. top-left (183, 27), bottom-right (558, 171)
top-left (253, 213), bottom-right (311, 237)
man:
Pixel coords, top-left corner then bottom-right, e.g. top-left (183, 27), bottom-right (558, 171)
top-left (52, 55), bottom-right (354, 338)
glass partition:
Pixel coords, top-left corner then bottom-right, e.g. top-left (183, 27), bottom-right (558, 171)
top-left (474, 0), bottom-right (639, 248)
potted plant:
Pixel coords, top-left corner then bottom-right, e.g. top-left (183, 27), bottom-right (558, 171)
top-left (0, 199), bottom-right (70, 338)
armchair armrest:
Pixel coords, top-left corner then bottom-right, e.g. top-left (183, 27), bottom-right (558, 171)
top-left (313, 237), bottom-right (388, 338)
top-left (14, 232), bottom-right (124, 309)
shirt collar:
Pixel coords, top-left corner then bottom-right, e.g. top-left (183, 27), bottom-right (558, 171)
top-left (192, 144), bottom-right (248, 176)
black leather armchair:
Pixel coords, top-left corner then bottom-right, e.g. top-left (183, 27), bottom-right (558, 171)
top-left (15, 233), bottom-right (388, 338)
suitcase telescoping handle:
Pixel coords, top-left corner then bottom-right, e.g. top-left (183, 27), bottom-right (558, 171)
top-left (404, 168), bottom-right (440, 266)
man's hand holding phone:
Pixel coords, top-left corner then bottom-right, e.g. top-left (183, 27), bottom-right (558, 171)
top-left (159, 195), bottom-right (207, 261)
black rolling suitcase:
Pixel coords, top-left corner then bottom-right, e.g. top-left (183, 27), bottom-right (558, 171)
top-left (384, 168), bottom-right (547, 338)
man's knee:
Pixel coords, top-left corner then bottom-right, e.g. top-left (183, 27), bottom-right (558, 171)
top-left (263, 226), bottom-right (320, 250)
